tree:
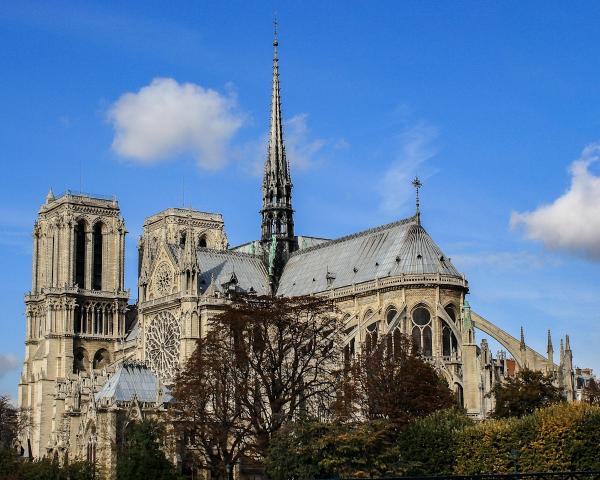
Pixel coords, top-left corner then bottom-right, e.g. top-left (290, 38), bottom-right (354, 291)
top-left (171, 327), bottom-right (253, 480)
top-left (266, 419), bottom-right (403, 480)
top-left (348, 332), bottom-right (455, 426)
top-left (117, 420), bottom-right (180, 480)
top-left (490, 368), bottom-right (563, 418)
top-left (0, 396), bottom-right (19, 450)
top-left (396, 408), bottom-right (473, 475)
top-left (582, 378), bottom-right (600, 405)
top-left (172, 294), bottom-right (343, 467)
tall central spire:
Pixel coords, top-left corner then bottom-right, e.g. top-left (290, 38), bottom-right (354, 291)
top-left (260, 21), bottom-right (296, 289)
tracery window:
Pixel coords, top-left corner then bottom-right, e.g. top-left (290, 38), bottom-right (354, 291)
top-left (145, 311), bottom-right (180, 383)
top-left (442, 324), bottom-right (458, 358)
top-left (365, 321), bottom-right (378, 353)
top-left (411, 306), bottom-right (432, 357)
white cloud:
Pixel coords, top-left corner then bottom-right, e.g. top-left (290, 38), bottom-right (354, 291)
top-left (510, 143), bottom-right (600, 260)
top-left (451, 251), bottom-right (561, 271)
top-left (379, 122), bottom-right (438, 213)
top-left (284, 114), bottom-right (328, 170)
top-left (0, 354), bottom-right (19, 378)
top-left (108, 78), bottom-right (243, 170)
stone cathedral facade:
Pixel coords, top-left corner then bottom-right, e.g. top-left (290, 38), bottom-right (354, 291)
top-left (17, 33), bottom-right (576, 477)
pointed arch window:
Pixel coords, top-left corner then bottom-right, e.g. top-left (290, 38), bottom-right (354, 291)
top-left (411, 307), bottom-right (432, 357)
top-left (92, 223), bottom-right (103, 290)
top-left (198, 235), bottom-right (207, 248)
top-left (442, 324), bottom-right (458, 358)
top-left (74, 220), bottom-right (86, 288)
top-left (365, 322), bottom-right (378, 353)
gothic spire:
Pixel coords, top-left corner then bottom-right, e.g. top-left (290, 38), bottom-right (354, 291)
top-left (547, 330), bottom-right (554, 353)
top-left (263, 19), bottom-right (291, 203)
top-left (260, 21), bottom-right (296, 289)
top-left (261, 24), bottom-right (295, 241)
top-left (520, 326), bottom-right (526, 351)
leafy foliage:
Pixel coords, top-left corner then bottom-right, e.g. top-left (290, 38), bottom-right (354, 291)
top-left (265, 419), bottom-right (403, 479)
top-left (396, 408), bottom-right (474, 475)
top-left (116, 420), bottom-right (180, 480)
top-left (491, 368), bottom-right (564, 418)
top-left (582, 378), bottom-right (600, 405)
top-left (0, 448), bottom-right (94, 480)
top-left (454, 403), bottom-right (600, 473)
top-left (346, 332), bottom-right (455, 425)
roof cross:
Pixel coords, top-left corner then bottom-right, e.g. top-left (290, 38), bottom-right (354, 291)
top-left (412, 176), bottom-right (422, 225)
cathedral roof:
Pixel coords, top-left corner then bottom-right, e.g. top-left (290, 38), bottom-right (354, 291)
top-left (276, 216), bottom-right (462, 296)
top-left (196, 249), bottom-right (270, 295)
top-left (95, 363), bottom-right (170, 405)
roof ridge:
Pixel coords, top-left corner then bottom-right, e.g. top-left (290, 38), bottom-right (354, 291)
top-left (200, 247), bottom-right (263, 259)
top-left (289, 215), bottom-right (417, 257)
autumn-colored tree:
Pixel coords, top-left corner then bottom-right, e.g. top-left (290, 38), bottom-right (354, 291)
top-left (582, 378), bottom-right (600, 405)
top-left (349, 332), bottom-right (455, 426)
top-left (490, 368), bottom-right (563, 418)
top-left (171, 324), bottom-right (253, 480)
top-left (172, 294), bottom-right (343, 469)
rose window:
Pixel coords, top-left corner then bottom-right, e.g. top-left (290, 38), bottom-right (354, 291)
top-left (155, 264), bottom-right (172, 296)
top-left (145, 311), bottom-right (180, 382)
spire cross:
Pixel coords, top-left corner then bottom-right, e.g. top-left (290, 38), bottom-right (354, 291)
top-left (412, 176), bottom-right (422, 224)
top-left (273, 15), bottom-right (279, 47)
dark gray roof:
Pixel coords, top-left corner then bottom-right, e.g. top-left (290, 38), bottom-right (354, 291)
top-left (276, 216), bottom-right (461, 296)
top-left (95, 363), bottom-right (171, 404)
top-left (197, 249), bottom-right (270, 295)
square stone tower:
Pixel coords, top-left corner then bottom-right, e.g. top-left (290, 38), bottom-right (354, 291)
top-left (18, 190), bottom-right (129, 458)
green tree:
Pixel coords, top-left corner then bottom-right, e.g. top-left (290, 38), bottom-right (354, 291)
top-left (349, 332), bottom-right (455, 426)
top-left (397, 408), bottom-right (473, 475)
top-left (266, 419), bottom-right (403, 479)
top-left (491, 368), bottom-right (563, 418)
top-left (117, 420), bottom-right (180, 480)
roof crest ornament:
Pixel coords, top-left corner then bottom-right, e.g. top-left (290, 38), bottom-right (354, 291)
top-left (412, 176), bottom-right (422, 226)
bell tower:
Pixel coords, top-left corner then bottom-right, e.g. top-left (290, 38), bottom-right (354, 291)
top-left (18, 191), bottom-right (129, 457)
top-left (260, 23), bottom-right (297, 287)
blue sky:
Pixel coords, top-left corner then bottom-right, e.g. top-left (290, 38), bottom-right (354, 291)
top-left (1, 1), bottom-right (600, 398)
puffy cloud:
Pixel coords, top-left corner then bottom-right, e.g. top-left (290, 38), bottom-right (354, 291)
top-left (379, 122), bottom-right (438, 213)
top-left (510, 143), bottom-right (600, 260)
top-left (284, 114), bottom-right (328, 170)
top-left (108, 78), bottom-right (243, 170)
top-left (0, 353), bottom-right (19, 378)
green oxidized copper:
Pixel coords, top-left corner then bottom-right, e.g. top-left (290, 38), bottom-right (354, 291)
top-left (268, 234), bottom-right (277, 275)
top-left (463, 300), bottom-right (473, 331)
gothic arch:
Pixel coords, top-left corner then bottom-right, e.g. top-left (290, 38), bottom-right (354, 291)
top-left (92, 348), bottom-right (110, 370)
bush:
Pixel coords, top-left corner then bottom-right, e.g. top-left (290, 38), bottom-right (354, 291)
top-left (0, 448), bottom-right (94, 480)
top-left (396, 408), bottom-right (473, 475)
top-left (266, 419), bottom-right (403, 479)
top-left (455, 403), bottom-right (600, 474)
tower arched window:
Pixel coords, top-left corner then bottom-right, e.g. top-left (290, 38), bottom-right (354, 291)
top-left (198, 235), bottom-right (207, 248)
top-left (73, 347), bottom-right (88, 373)
top-left (442, 323), bottom-right (458, 358)
top-left (411, 306), bottom-right (432, 357)
top-left (445, 305), bottom-right (456, 322)
top-left (365, 322), bottom-right (378, 353)
top-left (92, 348), bottom-right (110, 370)
top-left (74, 220), bottom-right (86, 288)
top-left (92, 223), bottom-right (103, 291)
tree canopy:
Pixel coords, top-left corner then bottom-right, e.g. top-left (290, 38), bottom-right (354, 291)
top-left (490, 368), bottom-right (563, 418)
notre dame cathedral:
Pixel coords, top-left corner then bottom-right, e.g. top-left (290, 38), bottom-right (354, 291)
top-left (16, 32), bottom-right (576, 478)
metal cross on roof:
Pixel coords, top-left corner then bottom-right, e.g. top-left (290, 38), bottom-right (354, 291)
top-left (412, 176), bottom-right (422, 224)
